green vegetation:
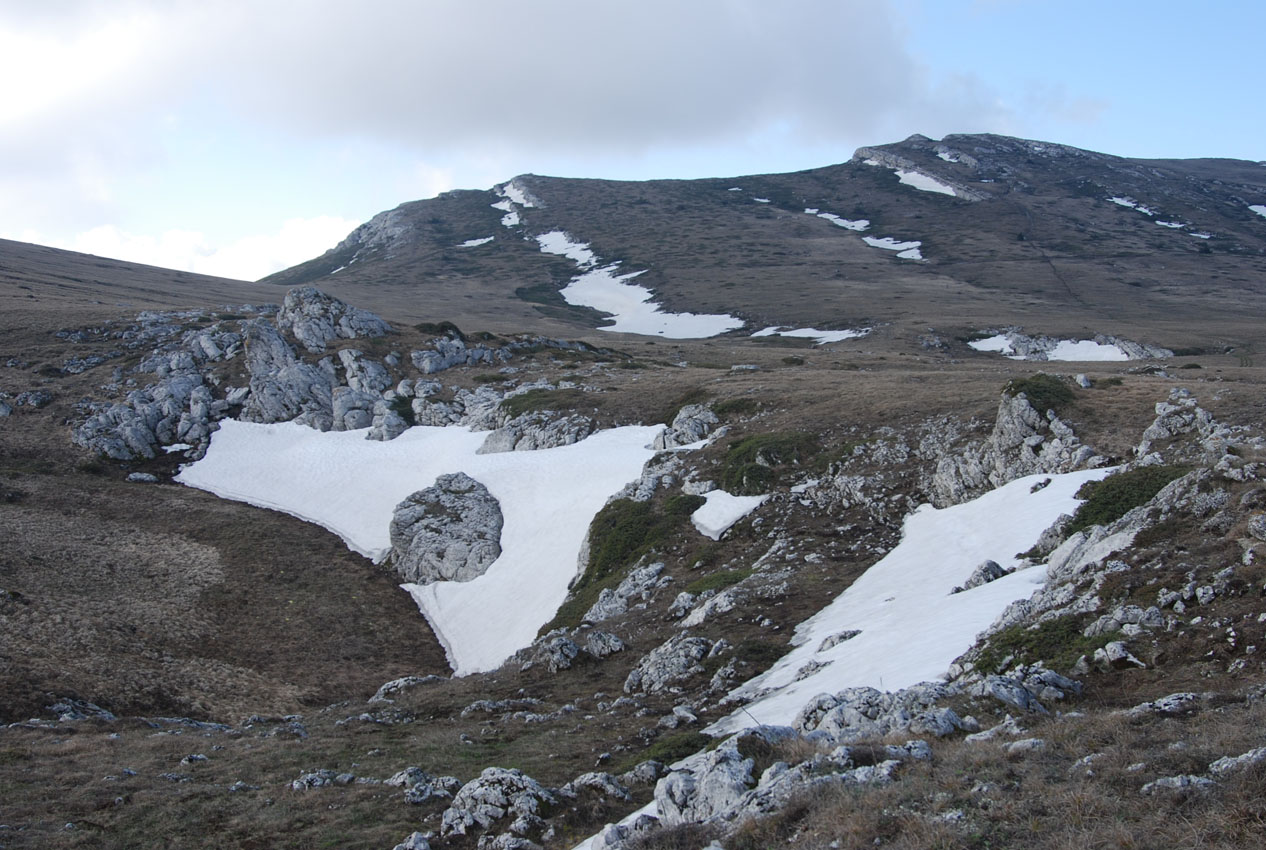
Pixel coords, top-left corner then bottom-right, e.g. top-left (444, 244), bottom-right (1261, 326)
top-left (684, 568), bottom-right (753, 596)
top-left (388, 395), bottom-right (416, 426)
top-left (781, 355), bottom-right (805, 366)
top-left (975, 614), bottom-right (1116, 674)
top-left (1179, 363), bottom-right (1203, 369)
top-left (543, 493), bottom-right (705, 632)
top-left (472, 373), bottom-right (504, 384)
top-left (1003, 373), bottom-right (1074, 413)
top-left (619, 731), bottom-right (715, 772)
top-left (1095, 376), bottom-right (1124, 388)
top-left (1067, 465), bottom-right (1188, 534)
top-left (712, 398), bottom-right (759, 420)
top-left (721, 432), bottom-right (818, 495)
top-left (500, 388), bottom-right (589, 419)
top-left (413, 320), bottom-right (465, 339)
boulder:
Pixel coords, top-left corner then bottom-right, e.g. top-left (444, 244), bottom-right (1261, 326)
top-left (440, 768), bottom-right (556, 837)
top-left (653, 404), bottom-right (719, 450)
top-left (276, 286), bottom-right (390, 353)
top-left (583, 563), bottom-right (667, 623)
top-left (389, 473), bottom-right (504, 584)
top-left (624, 634), bottom-right (713, 694)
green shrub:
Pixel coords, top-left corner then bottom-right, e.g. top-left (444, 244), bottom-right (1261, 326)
top-left (1095, 376), bottom-right (1124, 388)
top-left (414, 320), bottom-right (465, 339)
top-left (721, 432), bottom-right (817, 495)
top-left (684, 568), bottom-right (753, 596)
top-left (388, 395), bottom-right (416, 425)
top-left (781, 356), bottom-right (805, 366)
top-left (712, 398), bottom-right (759, 419)
top-left (1003, 373), bottom-right (1075, 413)
top-left (472, 373), bottom-right (503, 384)
top-left (975, 615), bottom-right (1115, 674)
top-left (1067, 465), bottom-right (1188, 534)
top-left (619, 731), bottom-right (714, 772)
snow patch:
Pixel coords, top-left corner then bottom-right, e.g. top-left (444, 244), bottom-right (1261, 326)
top-left (175, 419), bottom-right (663, 675)
top-left (1155, 220), bottom-right (1185, 229)
top-left (459, 236), bottom-right (494, 248)
top-left (895, 169), bottom-right (957, 196)
top-left (810, 210), bottom-right (869, 231)
top-left (536, 231), bottom-right (743, 338)
top-left (708, 467), bottom-right (1116, 733)
top-left (1109, 197), bottom-right (1156, 216)
top-left (1250, 204), bottom-right (1266, 219)
top-left (691, 490), bottom-right (768, 540)
top-left (1049, 339), bottom-right (1129, 361)
top-left (864, 236), bottom-right (923, 260)
top-left (751, 326), bottom-right (870, 345)
top-left (498, 181), bottom-right (536, 208)
top-left (752, 197), bottom-right (771, 204)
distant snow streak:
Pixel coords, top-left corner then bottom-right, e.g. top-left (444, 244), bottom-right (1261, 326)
top-left (459, 236), bottom-right (494, 248)
top-left (895, 169), bottom-right (956, 196)
top-left (863, 235), bottom-right (922, 260)
top-left (751, 326), bottom-right (869, 345)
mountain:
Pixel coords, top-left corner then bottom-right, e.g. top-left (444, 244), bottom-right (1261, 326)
top-left (2, 134), bottom-right (1266, 850)
top-left (266, 133), bottom-right (1266, 347)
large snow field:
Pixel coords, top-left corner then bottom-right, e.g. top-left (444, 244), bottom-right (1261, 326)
top-left (708, 466), bottom-right (1115, 733)
top-left (535, 230), bottom-right (744, 338)
top-left (176, 419), bottom-right (663, 674)
top-left (751, 326), bottom-right (870, 345)
top-left (968, 334), bottom-right (1129, 361)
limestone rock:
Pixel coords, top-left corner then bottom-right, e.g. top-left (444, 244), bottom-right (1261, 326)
top-left (793, 682), bottom-right (968, 743)
top-left (239, 319), bottom-right (337, 429)
top-left (624, 634), bottom-right (713, 694)
top-left (583, 563), bottom-right (667, 623)
top-left (389, 473), bottom-right (503, 584)
top-left (478, 412), bottom-right (596, 453)
top-left (440, 767), bottom-right (556, 837)
top-left (952, 560), bottom-right (1008, 593)
top-left (653, 404), bottom-right (719, 450)
top-left (276, 286), bottom-right (390, 353)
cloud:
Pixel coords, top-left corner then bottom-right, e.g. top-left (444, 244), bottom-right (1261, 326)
top-left (9, 216), bottom-right (360, 281)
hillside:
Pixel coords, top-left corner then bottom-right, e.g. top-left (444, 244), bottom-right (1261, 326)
top-left (2, 134), bottom-right (1266, 850)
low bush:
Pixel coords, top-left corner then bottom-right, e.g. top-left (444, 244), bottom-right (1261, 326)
top-left (712, 398), bottom-right (759, 419)
top-left (500, 388), bottom-right (588, 419)
top-left (975, 614), bottom-right (1115, 674)
top-left (684, 568), bottom-right (752, 596)
top-left (1067, 465), bottom-right (1188, 534)
top-left (721, 432), bottom-right (818, 495)
top-left (1003, 373), bottom-right (1074, 413)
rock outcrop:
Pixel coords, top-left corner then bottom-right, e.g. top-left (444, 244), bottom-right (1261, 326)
top-left (389, 473), bottom-right (504, 584)
top-left (275, 286), bottom-right (390, 353)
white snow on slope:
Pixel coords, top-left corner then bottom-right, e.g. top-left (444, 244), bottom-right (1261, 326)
top-left (175, 419), bottom-right (663, 675)
top-left (895, 169), bottom-right (957, 196)
top-left (708, 467), bottom-right (1115, 734)
top-left (691, 490), bottom-right (768, 540)
top-left (491, 199), bottom-right (521, 228)
top-left (1156, 220), bottom-right (1185, 229)
top-left (751, 326), bottom-right (869, 344)
top-left (937, 150), bottom-right (960, 163)
top-left (968, 334), bottom-right (1128, 362)
top-left (807, 209), bottom-right (869, 231)
top-left (499, 182), bottom-right (536, 208)
top-left (1250, 204), bottom-right (1266, 219)
top-left (536, 231), bottom-right (598, 268)
top-left (863, 235), bottom-right (923, 260)
top-left (753, 197), bottom-right (771, 204)
top-left (1109, 197), bottom-right (1156, 216)
top-left (535, 230), bottom-right (744, 338)
top-left (459, 236), bottom-right (494, 248)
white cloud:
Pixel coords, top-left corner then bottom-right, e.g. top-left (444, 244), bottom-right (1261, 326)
top-left (9, 216), bottom-right (359, 281)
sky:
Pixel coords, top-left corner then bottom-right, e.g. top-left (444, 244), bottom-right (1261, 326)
top-left (1, 0), bottom-right (1261, 282)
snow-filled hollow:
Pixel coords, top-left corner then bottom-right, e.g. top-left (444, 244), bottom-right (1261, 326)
top-left (175, 419), bottom-right (664, 675)
top-left (707, 467), bottom-right (1116, 734)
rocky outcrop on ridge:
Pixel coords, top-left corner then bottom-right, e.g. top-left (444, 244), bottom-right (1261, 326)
top-left (389, 473), bottom-right (504, 584)
top-left (275, 285), bottom-right (391, 353)
top-left (930, 389), bottom-right (1102, 506)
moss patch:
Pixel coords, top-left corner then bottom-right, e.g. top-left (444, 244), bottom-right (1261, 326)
top-left (975, 615), bottom-right (1116, 674)
top-left (500, 388), bottom-right (590, 419)
top-left (721, 432), bottom-right (818, 495)
top-left (1003, 373), bottom-right (1075, 413)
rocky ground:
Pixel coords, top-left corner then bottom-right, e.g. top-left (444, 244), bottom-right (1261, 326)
top-left (3, 268), bottom-right (1266, 850)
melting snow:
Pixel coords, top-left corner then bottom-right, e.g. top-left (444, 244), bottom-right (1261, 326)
top-left (1190, 232), bottom-right (1213, 239)
top-left (1250, 204), bottom-right (1266, 219)
top-left (536, 231), bottom-right (597, 268)
top-left (499, 182), bottom-right (536, 208)
top-left (968, 334), bottom-right (1129, 362)
top-left (895, 169), bottom-right (957, 196)
top-left (491, 199), bottom-right (521, 228)
top-left (862, 158), bottom-right (881, 166)
top-left (708, 467), bottom-right (1115, 733)
top-left (1156, 220), bottom-right (1185, 229)
top-left (751, 326), bottom-right (870, 345)
top-left (937, 150), bottom-right (961, 163)
top-left (536, 231), bottom-right (743, 338)
top-left (459, 236), bottom-right (494, 248)
top-left (753, 197), bottom-right (771, 204)
top-left (691, 490), bottom-right (768, 540)
top-left (1109, 197), bottom-right (1156, 216)
top-left (175, 419), bottom-right (663, 675)
top-left (863, 236), bottom-right (923, 260)
top-left (329, 265), bottom-right (346, 274)
top-left (809, 210), bottom-right (869, 231)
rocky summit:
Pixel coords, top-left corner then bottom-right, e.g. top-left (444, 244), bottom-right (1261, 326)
top-left (2, 133), bottom-right (1266, 850)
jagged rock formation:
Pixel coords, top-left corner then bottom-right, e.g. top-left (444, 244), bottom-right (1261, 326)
top-left (239, 318), bottom-right (339, 430)
top-left (930, 390), bottom-right (1101, 506)
top-left (653, 404), bottom-right (720, 450)
top-left (624, 634), bottom-right (714, 694)
top-left (388, 473), bottom-right (504, 584)
top-left (479, 412), bottom-right (596, 454)
top-left (275, 286), bottom-right (391, 353)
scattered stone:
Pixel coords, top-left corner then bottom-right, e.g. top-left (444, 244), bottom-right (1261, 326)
top-left (1140, 775), bottom-right (1215, 796)
top-left (624, 634), bottom-right (713, 694)
top-left (126, 472), bottom-right (159, 484)
top-left (1209, 747), bottom-right (1266, 776)
top-left (1093, 641), bottom-right (1146, 671)
top-left (369, 675), bottom-right (447, 703)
